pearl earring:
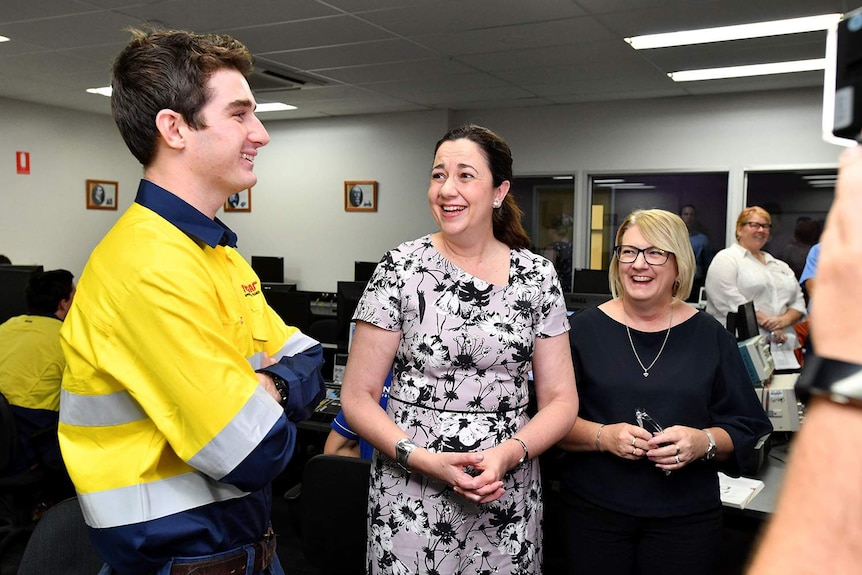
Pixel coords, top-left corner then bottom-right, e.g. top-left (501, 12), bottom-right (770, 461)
top-left (492, 200), bottom-right (501, 208)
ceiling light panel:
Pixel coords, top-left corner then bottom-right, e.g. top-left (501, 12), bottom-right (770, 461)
top-left (626, 13), bottom-right (842, 49)
top-left (669, 59), bottom-right (826, 82)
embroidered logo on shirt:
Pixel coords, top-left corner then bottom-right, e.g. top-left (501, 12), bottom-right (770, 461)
top-left (241, 281), bottom-right (259, 297)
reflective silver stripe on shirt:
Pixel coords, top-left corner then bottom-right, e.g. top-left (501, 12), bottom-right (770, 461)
top-left (188, 385), bottom-right (283, 478)
top-left (247, 351), bottom-right (265, 371)
top-left (247, 331), bottom-right (318, 368)
top-left (59, 388), bottom-right (146, 427)
top-left (78, 471), bottom-right (248, 528)
top-left (272, 331), bottom-right (320, 360)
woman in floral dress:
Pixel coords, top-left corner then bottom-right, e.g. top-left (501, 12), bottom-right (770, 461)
top-left (341, 125), bottom-right (579, 575)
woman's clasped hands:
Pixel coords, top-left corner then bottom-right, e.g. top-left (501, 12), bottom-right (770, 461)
top-left (415, 447), bottom-right (517, 505)
top-left (600, 422), bottom-right (705, 473)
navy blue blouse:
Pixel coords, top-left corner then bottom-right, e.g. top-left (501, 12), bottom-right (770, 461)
top-left (562, 307), bottom-right (773, 518)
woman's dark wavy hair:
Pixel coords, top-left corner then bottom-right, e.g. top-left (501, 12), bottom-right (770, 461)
top-left (111, 28), bottom-right (254, 166)
top-left (434, 125), bottom-right (531, 249)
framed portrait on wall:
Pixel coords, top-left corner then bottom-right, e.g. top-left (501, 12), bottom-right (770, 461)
top-left (86, 180), bottom-right (118, 210)
top-left (225, 188), bottom-right (252, 212)
top-left (344, 181), bottom-right (378, 212)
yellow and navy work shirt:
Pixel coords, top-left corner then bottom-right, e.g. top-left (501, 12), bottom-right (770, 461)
top-left (0, 313), bottom-right (64, 472)
top-left (59, 180), bottom-right (325, 575)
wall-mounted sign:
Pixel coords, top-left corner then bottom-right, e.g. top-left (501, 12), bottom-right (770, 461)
top-left (16, 151), bottom-right (30, 175)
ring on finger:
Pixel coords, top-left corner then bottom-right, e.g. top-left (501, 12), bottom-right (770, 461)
top-left (674, 455), bottom-right (680, 464)
top-left (675, 444), bottom-right (681, 455)
top-left (631, 447), bottom-right (637, 456)
top-left (631, 437), bottom-right (636, 446)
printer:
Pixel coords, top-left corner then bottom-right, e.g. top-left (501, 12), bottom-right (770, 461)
top-left (756, 374), bottom-right (803, 433)
top-left (737, 335), bottom-right (774, 385)
top-left (738, 335), bottom-right (802, 432)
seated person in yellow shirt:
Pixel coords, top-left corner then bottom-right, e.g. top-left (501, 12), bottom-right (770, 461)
top-left (0, 269), bottom-right (75, 474)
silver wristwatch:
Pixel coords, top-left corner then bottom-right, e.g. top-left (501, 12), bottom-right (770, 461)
top-left (702, 429), bottom-right (717, 460)
top-left (395, 438), bottom-right (418, 470)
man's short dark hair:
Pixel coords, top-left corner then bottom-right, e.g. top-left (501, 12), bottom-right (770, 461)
top-left (111, 28), bottom-right (255, 166)
top-left (26, 270), bottom-right (74, 315)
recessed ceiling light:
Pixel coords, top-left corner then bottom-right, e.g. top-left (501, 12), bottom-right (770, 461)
top-left (256, 102), bottom-right (296, 113)
top-left (0, 35), bottom-right (10, 43)
top-left (625, 13), bottom-right (842, 50)
top-left (86, 86), bottom-right (112, 97)
top-left (84, 88), bottom-right (296, 113)
top-left (611, 183), bottom-right (656, 189)
top-left (668, 59), bottom-right (825, 82)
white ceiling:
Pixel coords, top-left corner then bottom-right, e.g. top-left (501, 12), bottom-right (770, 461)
top-left (0, 0), bottom-right (851, 121)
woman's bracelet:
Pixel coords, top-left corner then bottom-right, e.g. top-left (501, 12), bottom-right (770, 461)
top-left (595, 424), bottom-right (607, 451)
top-left (511, 437), bottom-right (529, 467)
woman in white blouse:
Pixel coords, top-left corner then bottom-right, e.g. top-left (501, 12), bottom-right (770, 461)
top-left (705, 206), bottom-right (805, 344)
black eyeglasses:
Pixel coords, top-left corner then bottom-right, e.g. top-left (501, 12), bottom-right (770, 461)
top-left (614, 245), bottom-right (672, 266)
top-left (742, 221), bottom-right (772, 231)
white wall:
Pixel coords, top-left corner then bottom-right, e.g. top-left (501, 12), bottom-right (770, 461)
top-left (0, 99), bottom-right (446, 290)
top-left (220, 110), bottom-right (448, 291)
top-left (0, 87), bottom-right (842, 290)
top-left (0, 98), bottom-right (141, 277)
top-left (454, 87), bottom-right (841, 254)
top-left (455, 88), bottom-right (837, 172)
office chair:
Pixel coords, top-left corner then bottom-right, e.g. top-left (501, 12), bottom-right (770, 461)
top-left (16, 497), bottom-right (104, 575)
top-left (0, 392), bottom-right (47, 559)
top-left (285, 454), bottom-right (371, 575)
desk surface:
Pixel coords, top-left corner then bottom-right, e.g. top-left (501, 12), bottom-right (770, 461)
top-left (729, 441), bottom-right (789, 517)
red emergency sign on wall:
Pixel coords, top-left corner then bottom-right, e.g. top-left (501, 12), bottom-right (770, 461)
top-left (16, 151), bottom-right (30, 175)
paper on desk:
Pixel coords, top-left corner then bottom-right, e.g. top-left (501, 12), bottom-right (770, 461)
top-left (770, 332), bottom-right (801, 370)
top-left (719, 472), bottom-right (765, 509)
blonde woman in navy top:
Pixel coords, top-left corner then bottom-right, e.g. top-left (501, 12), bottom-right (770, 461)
top-left (558, 209), bottom-right (771, 575)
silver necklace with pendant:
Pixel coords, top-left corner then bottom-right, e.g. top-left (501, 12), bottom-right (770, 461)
top-left (624, 304), bottom-right (674, 378)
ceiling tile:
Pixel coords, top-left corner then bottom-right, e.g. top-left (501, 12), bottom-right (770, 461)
top-left (263, 39), bottom-right (436, 71)
top-left (0, 0), bottom-right (839, 119)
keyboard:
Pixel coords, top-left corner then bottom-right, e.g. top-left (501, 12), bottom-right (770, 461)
top-left (308, 396), bottom-right (341, 423)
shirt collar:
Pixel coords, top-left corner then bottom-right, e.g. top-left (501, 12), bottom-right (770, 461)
top-left (30, 311), bottom-right (61, 321)
top-left (733, 242), bottom-right (776, 263)
top-left (134, 180), bottom-right (238, 248)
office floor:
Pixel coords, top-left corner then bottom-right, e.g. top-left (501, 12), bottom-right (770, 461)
top-left (1, 477), bottom-right (762, 575)
top-left (0, 495), bottom-right (321, 575)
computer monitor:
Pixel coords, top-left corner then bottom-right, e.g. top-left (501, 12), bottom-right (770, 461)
top-left (261, 282), bottom-right (296, 294)
top-left (336, 281), bottom-right (367, 348)
top-left (251, 256), bottom-right (284, 284)
top-left (266, 290), bottom-right (313, 333)
top-left (0, 265), bottom-right (44, 324)
top-left (572, 269), bottom-right (610, 294)
top-left (564, 292), bottom-right (612, 315)
top-left (354, 261), bottom-right (378, 283)
top-left (726, 301), bottom-right (759, 341)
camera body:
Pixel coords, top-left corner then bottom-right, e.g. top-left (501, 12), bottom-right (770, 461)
top-left (827, 8), bottom-right (862, 143)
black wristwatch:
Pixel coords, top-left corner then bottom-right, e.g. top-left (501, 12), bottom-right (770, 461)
top-left (797, 354), bottom-right (862, 406)
top-left (257, 369), bottom-right (290, 405)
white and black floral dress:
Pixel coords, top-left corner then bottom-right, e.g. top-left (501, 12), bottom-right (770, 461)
top-left (354, 235), bottom-right (568, 575)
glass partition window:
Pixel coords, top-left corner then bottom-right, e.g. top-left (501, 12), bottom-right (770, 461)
top-left (589, 172), bottom-right (729, 301)
top-left (510, 176), bottom-right (575, 291)
top-left (745, 168), bottom-right (835, 279)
